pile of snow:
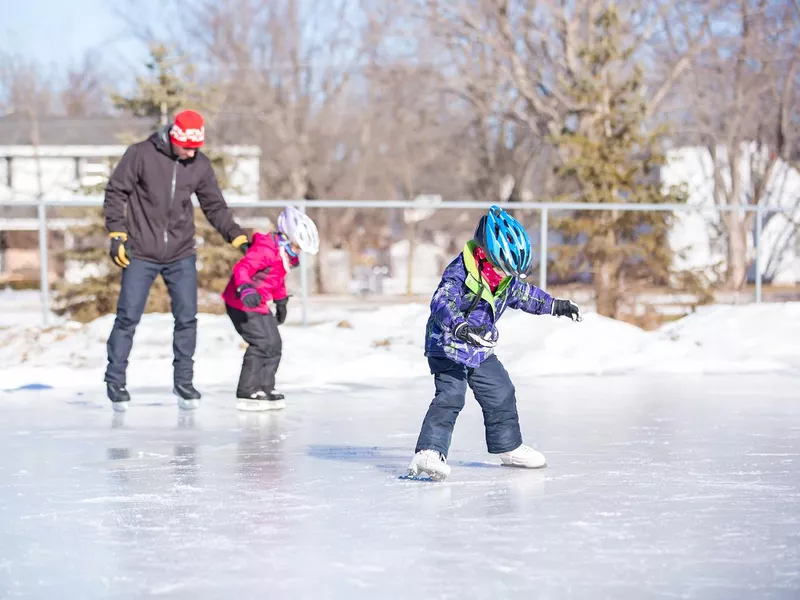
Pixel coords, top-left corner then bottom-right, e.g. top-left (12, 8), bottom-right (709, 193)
top-left (1, 302), bottom-right (798, 391)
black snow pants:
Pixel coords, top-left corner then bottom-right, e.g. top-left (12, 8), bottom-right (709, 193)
top-left (415, 355), bottom-right (523, 457)
top-left (226, 305), bottom-right (282, 396)
top-left (105, 256), bottom-right (198, 387)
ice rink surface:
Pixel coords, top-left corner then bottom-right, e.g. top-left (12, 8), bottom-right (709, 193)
top-left (1, 374), bottom-right (799, 599)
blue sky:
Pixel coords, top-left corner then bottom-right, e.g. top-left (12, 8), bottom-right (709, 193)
top-left (0, 0), bottom-right (145, 71)
top-left (0, 0), bottom-right (363, 84)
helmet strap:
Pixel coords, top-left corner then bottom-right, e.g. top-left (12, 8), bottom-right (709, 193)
top-left (276, 232), bottom-right (298, 257)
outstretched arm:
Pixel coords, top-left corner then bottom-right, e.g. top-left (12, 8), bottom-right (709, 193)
top-left (508, 279), bottom-right (582, 321)
top-left (507, 279), bottom-right (554, 315)
top-left (195, 162), bottom-right (248, 250)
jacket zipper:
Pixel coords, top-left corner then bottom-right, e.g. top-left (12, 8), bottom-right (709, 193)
top-left (165, 159), bottom-right (178, 257)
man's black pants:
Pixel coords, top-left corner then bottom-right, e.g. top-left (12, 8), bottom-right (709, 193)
top-left (105, 256), bottom-right (198, 387)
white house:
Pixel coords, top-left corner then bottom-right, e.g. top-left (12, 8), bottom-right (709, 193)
top-left (0, 115), bottom-right (261, 284)
top-left (0, 115), bottom-right (261, 203)
top-left (662, 144), bottom-right (800, 285)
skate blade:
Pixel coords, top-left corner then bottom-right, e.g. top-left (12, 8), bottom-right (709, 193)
top-left (111, 401), bottom-right (129, 413)
top-left (500, 461), bottom-right (547, 469)
top-left (177, 398), bottom-right (200, 411)
top-left (399, 469), bottom-right (447, 482)
top-left (236, 399), bottom-right (285, 412)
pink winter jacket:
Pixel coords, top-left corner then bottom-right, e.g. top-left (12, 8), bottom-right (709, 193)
top-left (222, 232), bottom-right (288, 314)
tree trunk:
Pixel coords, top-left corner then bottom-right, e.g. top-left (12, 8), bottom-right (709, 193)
top-left (726, 217), bottom-right (749, 290)
top-left (593, 216), bottom-right (620, 318)
top-left (594, 259), bottom-right (619, 318)
top-left (406, 221), bottom-right (417, 296)
top-left (313, 208), bottom-right (327, 294)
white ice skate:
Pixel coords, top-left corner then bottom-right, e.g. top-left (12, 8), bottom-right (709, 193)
top-left (406, 449), bottom-right (451, 481)
top-left (499, 444), bottom-right (547, 469)
top-left (236, 391), bottom-right (285, 412)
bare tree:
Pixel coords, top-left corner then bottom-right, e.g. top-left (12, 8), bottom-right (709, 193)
top-left (394, 0), bottom-right (710, 314)
top-left (676, 0), bottom-right (800, 290)
top-left (0, 52), bottom-right (56, 116)
top-left (60, 52), bottom-right (110, 116)
top-left (412, 0), bottom-right (707, 161)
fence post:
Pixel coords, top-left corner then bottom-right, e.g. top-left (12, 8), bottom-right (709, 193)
top-left (755, 205), bottom-right (762, 304)
top-left (38, 200), bottom-right (50, 326)
top-left (539, 208), bottom-right (548, 290)
top-left (298, 201), bottom-right (309, 326)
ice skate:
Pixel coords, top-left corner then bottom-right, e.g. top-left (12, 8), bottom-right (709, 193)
top-left (405, 449), bottom-right (451, 481)
top-left (265, 390), bottom-right (286, 410)
top-left (236, 390), bottom-right (267, 412)
top-left (173, 383), bottom-right (201, 410)
top-left (236, 390), bottom-right (285, 412)
top-left (106, 383), bottom-right (130, 413)
top-left (499, 444), bottom-right (547, 469)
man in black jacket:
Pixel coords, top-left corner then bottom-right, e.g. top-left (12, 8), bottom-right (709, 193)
top-left (103, 109), bottom-right (249, 411)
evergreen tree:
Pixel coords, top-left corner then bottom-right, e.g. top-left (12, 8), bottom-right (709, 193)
top-left (110, 43), bottom-right (205, 126)
top-left (55, 44), bottom-right (244, 322)
top-left (549, 6), bottom-right (688, 319)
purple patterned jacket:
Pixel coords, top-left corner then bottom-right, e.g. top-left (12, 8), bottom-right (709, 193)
top-left (424, 241), bottom-right (554, 367)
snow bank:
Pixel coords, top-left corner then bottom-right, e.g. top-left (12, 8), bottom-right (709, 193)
top-left (1, 302), bottom-right (798, 391)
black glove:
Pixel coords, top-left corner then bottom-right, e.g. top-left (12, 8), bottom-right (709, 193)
top-left (274, 297), bottom-right (288, 325)
top-left (551, 299), bottom-right (582, 322)
top-left (239, 242), bottom-right (251, 254)
top-left (109, 233), bottom-right (131, 268)
top-left (237, 284), bottom-right (263, 309)
top-left (453, 322), bottom-right (497, 348)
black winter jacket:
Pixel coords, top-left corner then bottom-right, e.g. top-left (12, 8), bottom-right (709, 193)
top-left (104, 127), bottom-right (246, 264)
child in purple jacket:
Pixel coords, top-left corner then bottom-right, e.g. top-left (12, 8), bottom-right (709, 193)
top-left (407, 206), bottom-right (582, 481)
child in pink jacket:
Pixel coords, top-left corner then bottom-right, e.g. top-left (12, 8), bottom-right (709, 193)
top-left (222, 206), bottom-right (319, 410)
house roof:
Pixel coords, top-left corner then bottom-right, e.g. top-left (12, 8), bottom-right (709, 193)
top-left (0, 113), bottom-right (261, 147)
top-left (0, 115), bottom-right (154, 146)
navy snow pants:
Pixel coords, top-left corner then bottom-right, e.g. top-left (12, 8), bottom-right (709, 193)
top-left (415, 355), bottom-right (523, 457)
top-left (105, 256), bottom-right (198, 387)
top-left (225, 305), bottom-right (282, 396)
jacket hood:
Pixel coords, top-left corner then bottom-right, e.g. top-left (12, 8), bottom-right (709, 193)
top-left (148, 127), bottom-right (174, 158)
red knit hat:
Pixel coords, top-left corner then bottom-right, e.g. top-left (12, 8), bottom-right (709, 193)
top-left (169, 110), bottom-right (205, 148)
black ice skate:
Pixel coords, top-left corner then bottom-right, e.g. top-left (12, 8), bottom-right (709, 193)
top-left (236, 390), bottom-right (285, 412)
top-left (265, 390), bottom-right (286, 410)
top-left (173, 383), bottom-right (201, 410)
top-left (106, 383), bottom-right (130, 413)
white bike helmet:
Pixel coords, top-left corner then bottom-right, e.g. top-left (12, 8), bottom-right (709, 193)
top-left (277, 206), bottom-right (320, 254)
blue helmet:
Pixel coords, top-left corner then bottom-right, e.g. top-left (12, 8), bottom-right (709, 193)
top-left (474, 205), bottom-right (532, 277)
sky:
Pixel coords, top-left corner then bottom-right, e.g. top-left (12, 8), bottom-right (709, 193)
top-left (0, 0), bottom-right (148, 72)
top-left (0, 0), bottom-right (365, 88)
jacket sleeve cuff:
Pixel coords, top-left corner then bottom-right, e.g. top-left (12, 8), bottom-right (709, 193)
top-left (231, 234), bottom-right (249, 249)
top-left (450, 314), bottom-right (466, 331)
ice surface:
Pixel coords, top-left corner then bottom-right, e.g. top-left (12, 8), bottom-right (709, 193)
top-left (1, 374), bottom-right (799, 599)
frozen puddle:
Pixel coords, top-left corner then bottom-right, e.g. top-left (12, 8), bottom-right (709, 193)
top-left (1, 374), bottom-right (799, 599)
